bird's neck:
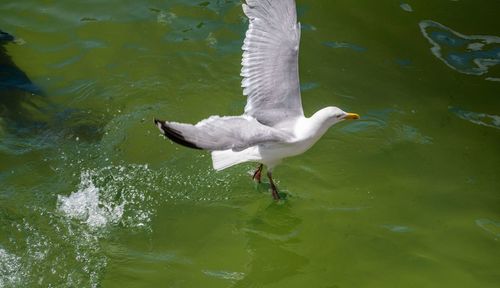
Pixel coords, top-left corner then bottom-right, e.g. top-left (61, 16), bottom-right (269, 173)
top-left (301, 108), bottom-right (336, 139)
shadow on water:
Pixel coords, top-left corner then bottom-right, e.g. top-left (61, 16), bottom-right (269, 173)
top-left (0, 30), bottom-right (105, 154)
top-left (0, 30), bottom-right (45, 124)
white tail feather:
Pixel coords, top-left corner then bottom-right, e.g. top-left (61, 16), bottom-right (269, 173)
top-left (211, 147), bottom-right (260, 171)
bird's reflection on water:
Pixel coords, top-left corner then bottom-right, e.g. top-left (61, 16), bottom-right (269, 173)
top-left (236, 202), bottom-right (308, 286)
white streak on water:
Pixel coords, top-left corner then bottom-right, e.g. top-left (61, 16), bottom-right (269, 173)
top-left (449, 106), bottom-right (500, 129)
top-left (382, 225), bottom-right (413, 233)
top-left (419, 20), bottom-right (500, 76)
top-left (467, 42), bottom-right (485, 51)
top-left (475, 219), bottom-right (500, 239)
top-left (203, 270), bottom-right (245, 281)
top-left (400, 3), bottom-right (413, 12)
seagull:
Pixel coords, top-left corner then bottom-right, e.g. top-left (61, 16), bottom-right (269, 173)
top-left (154, 0), bottom-right (359, 200)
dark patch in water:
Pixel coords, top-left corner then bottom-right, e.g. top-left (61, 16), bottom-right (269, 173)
top-left (0, 31), bottom-right (43, 96)
top-left (80, 17), bottom-right (98, 22)
top-left (396, 59), bottom-right (412, 67)
top-left (0, 30), bottom-right (47, 128)
top-left (0, 30), bottom-right (106, 154)
top-left (300, 82), bottom-right (319, 92)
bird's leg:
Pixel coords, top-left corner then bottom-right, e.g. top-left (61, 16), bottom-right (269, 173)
top-left (267, 171), bottom-right (280, 200)
top-left (252, 163), bottom-right (263, 183)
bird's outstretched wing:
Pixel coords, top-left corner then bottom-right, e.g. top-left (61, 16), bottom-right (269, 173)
top-left (154, 116), bottom-right (292, 151)
top-left (241, 0), bottom-right (303, 126)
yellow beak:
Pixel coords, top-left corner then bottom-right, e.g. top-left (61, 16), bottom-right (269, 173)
top-left (344, 113), bottom-right (360, 120)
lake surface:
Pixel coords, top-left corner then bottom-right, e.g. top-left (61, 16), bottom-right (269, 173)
top-left (1, 0), bottom-right (499, 287)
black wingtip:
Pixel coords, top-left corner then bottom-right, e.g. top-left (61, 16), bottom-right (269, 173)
top-left (153, 118), bottom-right (163, 133)
top-left (153, 118), bottom-right (202, 150)
top-left (154, 118), bottom-right (161, 127)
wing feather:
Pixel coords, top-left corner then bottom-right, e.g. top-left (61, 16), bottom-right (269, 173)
top-left (241, 0), bottom-right (303, 126)
top-left (154, 116), bottom-right (291, 151)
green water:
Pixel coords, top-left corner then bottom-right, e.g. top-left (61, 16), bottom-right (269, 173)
top-left (1, 0), bottom-right (500, 287)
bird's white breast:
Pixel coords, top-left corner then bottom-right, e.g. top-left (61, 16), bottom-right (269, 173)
top-left (257, 116), bottom-right (328, 168)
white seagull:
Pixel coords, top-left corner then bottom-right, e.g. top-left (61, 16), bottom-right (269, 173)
top-left (155, 0), bottom-right (359, 200)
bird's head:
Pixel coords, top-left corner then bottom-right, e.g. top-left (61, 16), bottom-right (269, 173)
top-left (307, 106), bottom-right (360, 138)
top-left (319, 106), bottom-right (360, 125)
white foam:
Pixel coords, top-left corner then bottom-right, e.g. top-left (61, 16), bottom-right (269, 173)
top-left (0, 248), bottom-right (24, 287)
top-left (58, 172), bottom-right (124, 229)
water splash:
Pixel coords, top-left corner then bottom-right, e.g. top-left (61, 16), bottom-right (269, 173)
top-left (0, 162), bottom-right (235, 287)
top-left (0, 248), bottom-right (25, 288)
top-left (419, 20), bottom-right (500, 78)
top-left (0, 215), bottom-right (107, 288)
top-left (58, 172), bottom-right (124, 229)
top-left (57, 165), bottom-right (163, 231)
